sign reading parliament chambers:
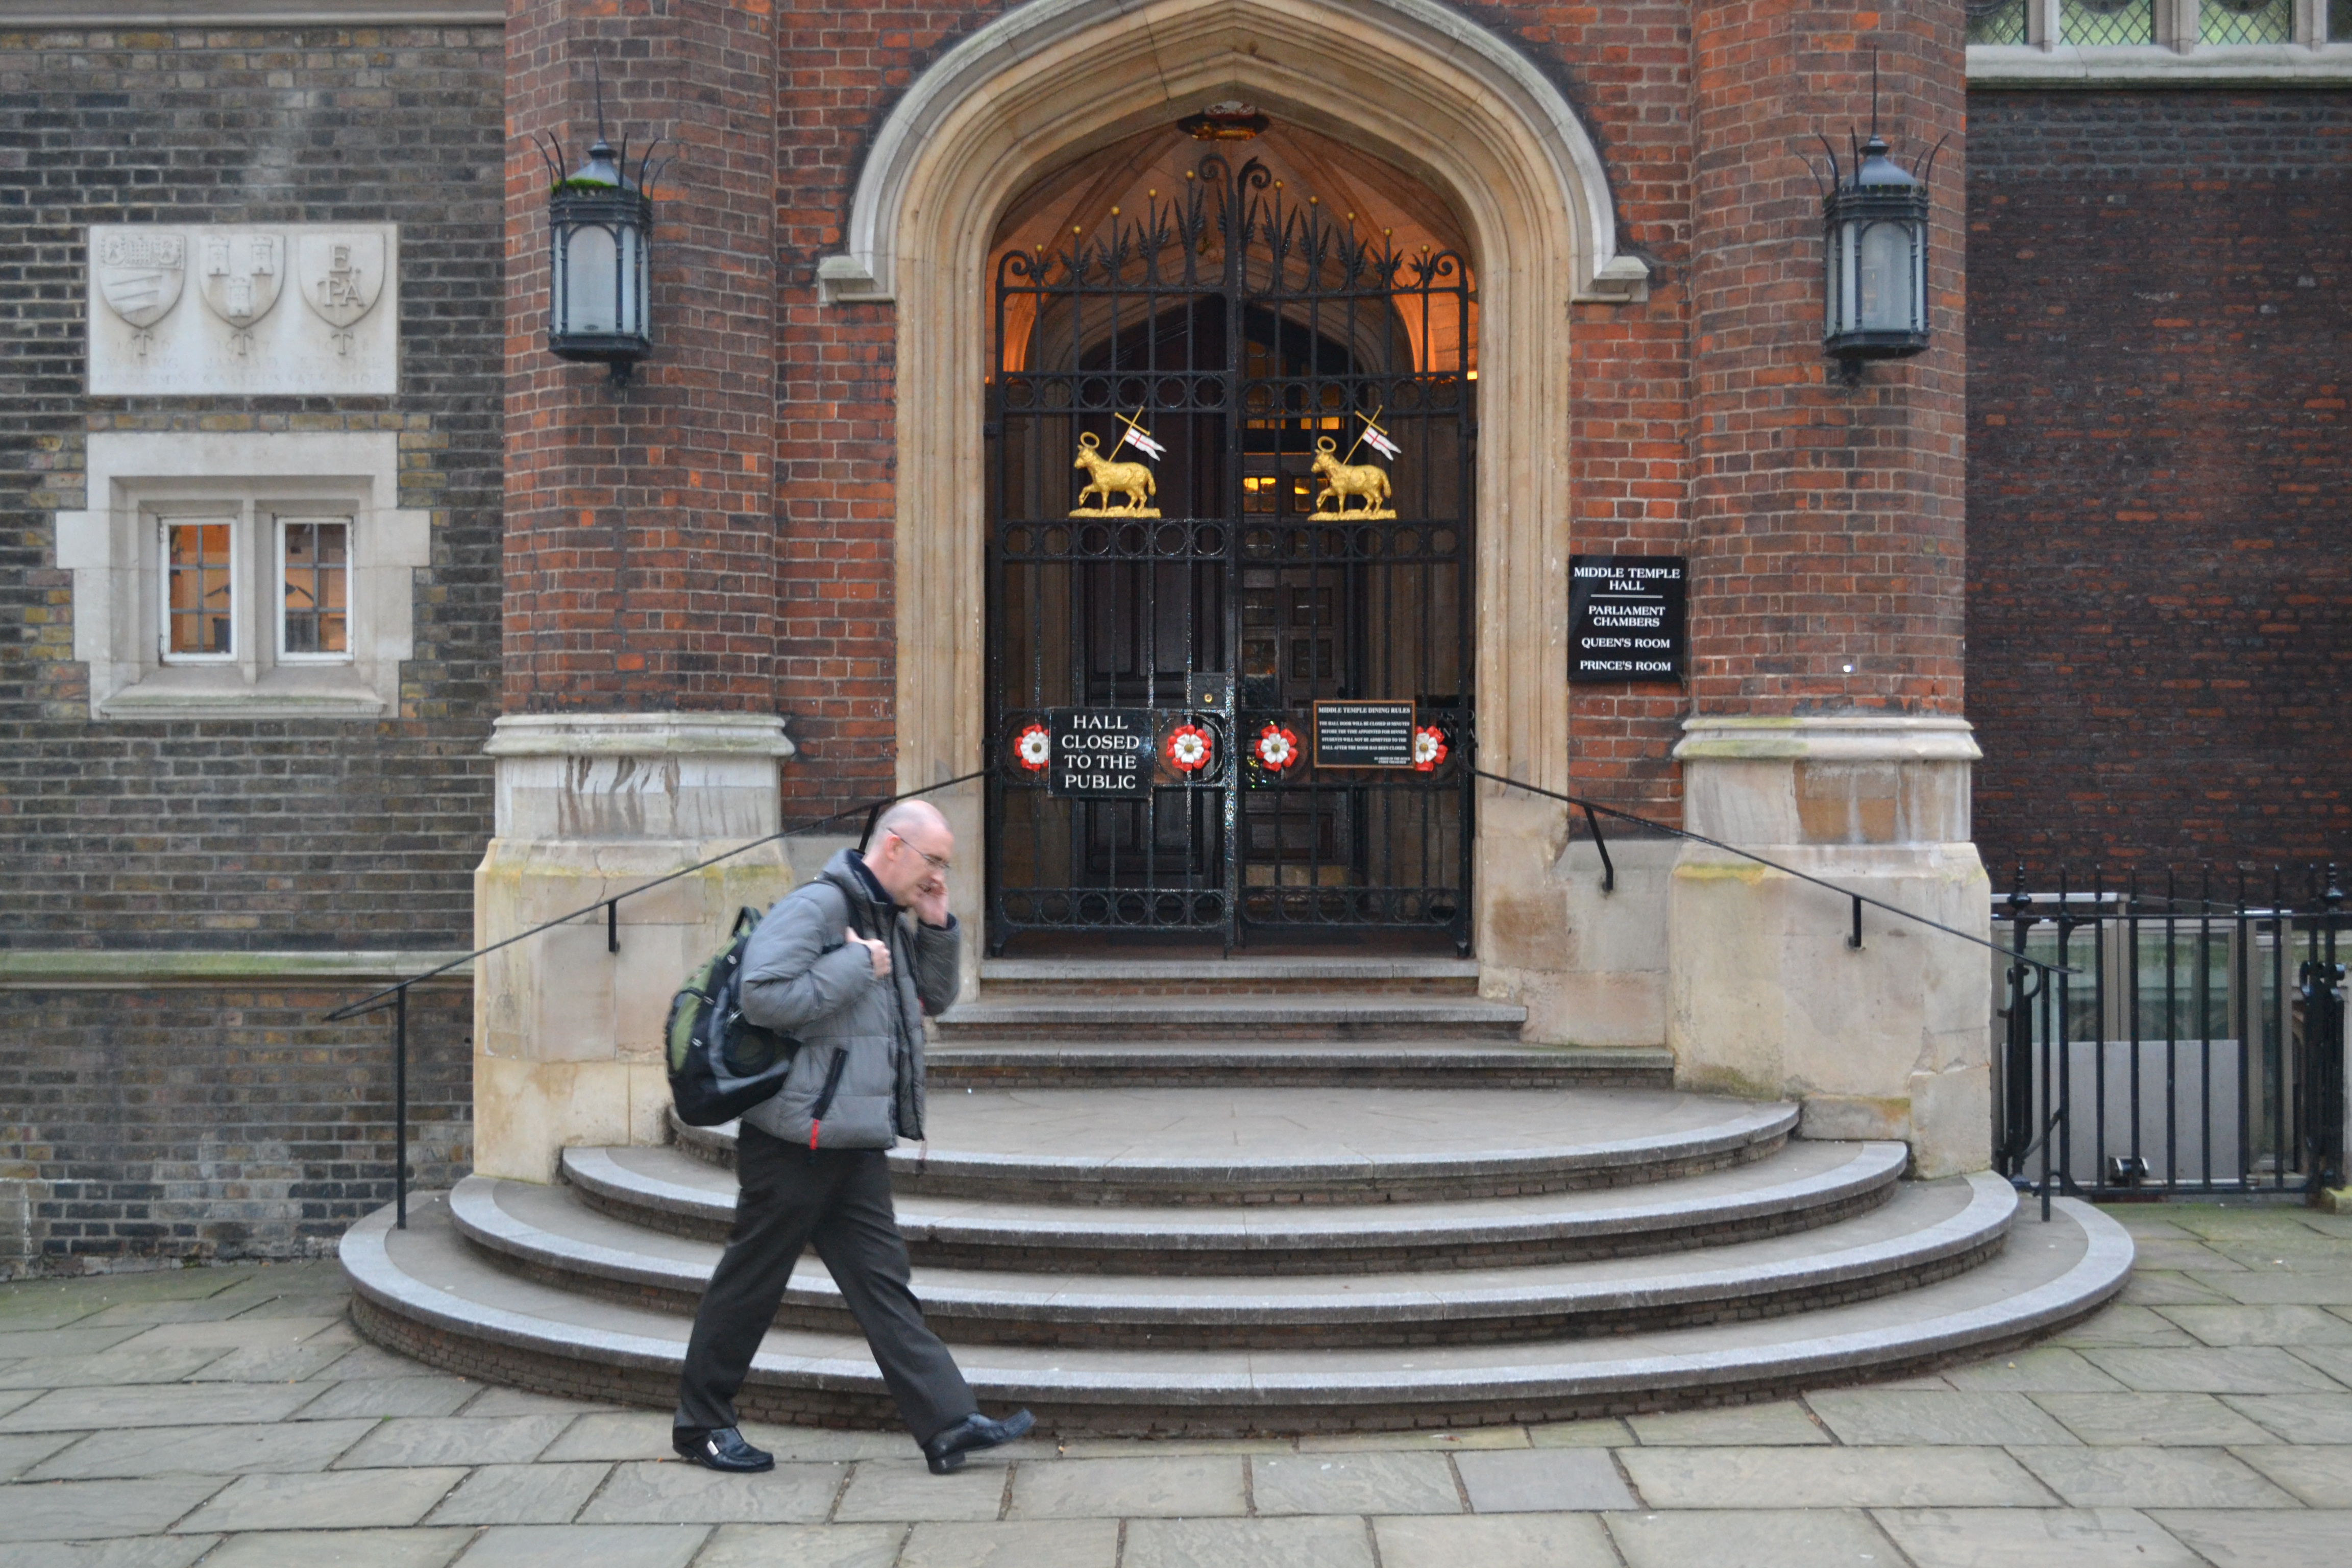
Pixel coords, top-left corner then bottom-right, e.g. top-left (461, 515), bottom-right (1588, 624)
top-left (1570, 555), bottom-right (1686, 680)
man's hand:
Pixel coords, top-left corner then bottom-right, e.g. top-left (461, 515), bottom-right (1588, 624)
top-left (849, 927), bottom-right (892, 979)
top-left (909, 874), bottom-right (950, 929)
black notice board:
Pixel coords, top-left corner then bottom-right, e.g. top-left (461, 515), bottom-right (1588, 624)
top-left (1047, 709), bottom-right (1151, 797)
top-left (1570, 555), bottom-right (1687, 680)
top-left (1313, 700), bottom-right (1416, 769)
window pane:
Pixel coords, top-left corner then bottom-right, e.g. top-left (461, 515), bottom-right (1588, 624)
top-left (1966, 0), bottom-right (2030, 44)
top-left (564, 224), bottom-right (619, 334)
top-left (2062, 0), bottom-right (2155, 44)
top-left (2335, 0), bottom-right (2351, 41)
top-left (165, 520), bottom-right (234, 657)
top-left (1857, 223), bottom-right (1912, 332)
top-left (2202, 0), bottom-right (2292, 42)
top-left (281, 519), bottom-right (350, 656)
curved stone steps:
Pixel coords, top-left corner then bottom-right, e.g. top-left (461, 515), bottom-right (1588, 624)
top-left (450, 1168), bottom-right (2003, 1349)
top-left (562, 1137), bottom-right (1907, 1273)
top-left (929, 994), bottom-right (1530, 1043)
top-left (343, 1187), bottom-right (2132, 1434)
top-left (669, 1087), bottom-right (1800, 1203)
top-left (927, 1041), bottom-right (1675, 1091)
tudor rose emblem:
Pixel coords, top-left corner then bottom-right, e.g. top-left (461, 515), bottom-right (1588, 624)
top-left (94, 231), bottom-right (186, 357)
top-left (198, 233), bottom-right (284, 353)
top-left (298, 233), bottom-right (385, 356)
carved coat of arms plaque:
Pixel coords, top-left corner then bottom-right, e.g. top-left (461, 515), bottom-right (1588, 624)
top-left (94, 230), bottom-right (186, 330)
top-left (298, 233), bottom-right (386, 350)
top-left (198, 233), bottom-right (284, 332)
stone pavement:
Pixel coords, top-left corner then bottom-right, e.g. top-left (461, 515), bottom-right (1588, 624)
top-left (4, 1202), bottom-right (2349, 1567)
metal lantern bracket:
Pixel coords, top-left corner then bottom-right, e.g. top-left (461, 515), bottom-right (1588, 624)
top-left (533, 75), bottom-right (667, 386)
top-left (1808, 59), bottom-right (1946, 387)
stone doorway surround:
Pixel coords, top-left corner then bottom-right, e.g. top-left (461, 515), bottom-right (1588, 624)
top-left (826, 0), bottom-right (1649, 1030)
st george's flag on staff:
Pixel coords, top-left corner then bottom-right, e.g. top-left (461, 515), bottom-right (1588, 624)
top-left (1355, 411), bottom-right (1401, 461)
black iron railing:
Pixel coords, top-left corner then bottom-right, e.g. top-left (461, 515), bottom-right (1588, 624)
top-left (327, 770), bottom-right (986, 1229)
top-left (1994, 865), bottom-right (2346, 1207)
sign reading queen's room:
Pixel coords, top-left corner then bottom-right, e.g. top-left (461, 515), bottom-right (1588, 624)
top-left (1569, 555), bottom-right (1687, 681)
top-left (87, 225), bottom-right (398, 397)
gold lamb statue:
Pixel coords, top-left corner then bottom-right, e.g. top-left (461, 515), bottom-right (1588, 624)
top-left (1071, 431), bottom-right (1159, 517)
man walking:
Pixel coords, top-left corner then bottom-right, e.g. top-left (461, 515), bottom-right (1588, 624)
top-left (672, 798), bottom-right (1033, 1475)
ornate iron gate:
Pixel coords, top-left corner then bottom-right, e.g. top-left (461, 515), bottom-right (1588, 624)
top-left (985, 155), bottom-right (1475, 953)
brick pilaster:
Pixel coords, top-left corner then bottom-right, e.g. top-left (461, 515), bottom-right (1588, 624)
top-left (1685, 2), bottom-right (1968, 716)
top-left (504, 0), bottom-right (779, 713)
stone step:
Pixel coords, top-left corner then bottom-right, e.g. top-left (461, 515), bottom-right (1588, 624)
top-left (667, 1087), bottom-right (1798, 1204)
top-left (932, 993), bottom-right (1527, 1043)
top-left (450, 1166), bottom-right (1997, 1350)
top-left (562, 1138), bottom-right (1907, 1273)
top-left (975, 957), bottom-right (1483, 997)
top-left (924, 1042), bottom-right (1674, 1091)
top-left (344, 1186), bottom-right (2132, 1433)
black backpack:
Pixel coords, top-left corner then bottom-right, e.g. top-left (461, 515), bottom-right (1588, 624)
top-left (665, 905), bottom-right (799, 1127)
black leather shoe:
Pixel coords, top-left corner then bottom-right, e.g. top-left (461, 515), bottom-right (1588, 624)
top-left (673, 1426), bottom-right (774, 1473)
top-left (922, 1408), bottom-right (1035, 1475)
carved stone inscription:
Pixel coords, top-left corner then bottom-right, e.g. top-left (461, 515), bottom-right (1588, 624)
top-left (88, 224), bottom-right (398, 396)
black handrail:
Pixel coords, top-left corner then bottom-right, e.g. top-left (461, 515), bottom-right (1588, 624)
top-left (328, 768), bottom-right (987, 1229)
top-left (1472, 768), bottom-right (2076, 978)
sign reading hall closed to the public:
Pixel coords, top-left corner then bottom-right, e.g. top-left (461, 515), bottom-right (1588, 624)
top-left (1046, 709), bottom-right (1150, 797)
top-left (1569, 555), bottom-right (1686, 680)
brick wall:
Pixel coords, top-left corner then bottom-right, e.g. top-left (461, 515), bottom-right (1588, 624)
top-left (0, 983), bottom-right (470, 1277)
top-left (0, 24), bottom-right (503, 1272)
top-left (1967, 89), bottom-right (2352, 876)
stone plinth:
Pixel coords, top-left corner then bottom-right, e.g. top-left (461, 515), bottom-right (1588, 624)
top-left (1666, 717), bottom-right (1992, 1178)
top-left (472, 714), bottom-right (799, 1183)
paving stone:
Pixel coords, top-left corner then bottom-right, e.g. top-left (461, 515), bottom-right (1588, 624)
top-left (1872, 1507), bottom-right (2206, 1567)
top-left (2228, 1444), bottom-right (2352, 1506)
top-left (2115, 1274), bottom-right (2228, 1308)
top-left (694, 1523), bottom-right (904, 1568)
top-left (1625, 1402), bottom-right (1830, 1447)
top-left (22, 1418), bottom-right (375, 1479)
top-left (0, 1387), bottom-right (41, 1418)
top-left (2082, 1346), bottom-right (2347, 1393)
top-left (2051, 1304), bottom-right (2202, 1346)
top-left (447, 1525), bottom-right (709, 1568)
top-left (2286, 1345), bottom-right (2352, 1386)
top-left (293, 1379), bottom-right (481, 1421)
top-left (898, 1518), bottom-right (1119, 1567)
top-left (2009, 1446), bottom-right (2301, 1508)
top-left (198, 1529), bottom-right (475, 1568)
top-left (74, 1301), bottom-right (264, 1328)
top-left (172, 1467), bottom-right (470, 1533)
top-left (307, 1346), bottom-right (455, 1382)
top-left (425, 1462), bottom-right (612, 1525)
top-left (334, 1415), bottom-right (576, 1469)
top-left (1525, 1418), bottom-right (1634, 1448)
top-left (0, 1429), bottom-right (81, 1480)
top-left (1052, 1435), bottom-right (1294, 1459)
top-left (1615, 1447), bottom-right (2053, 1509)
top-left (0, 1349), bottom-right (228, 1388)
top-left (2130, 1240), bottom-right (2246, 1271)
top-left (1007, 1454), bottom-right (1246, 1518)
top-left (1375, 1513), bottom-right (1618, 1568)
top-left (1942, 1348), bottom-right (2127, 1393)
top-left (2201, 1270), bottom-right (2352, 1305)
top-left (833, 1457), bottom-right (1010, 1522)
top-left (0, 1382), bottom-right (323, 1432)
top-left (1250, 1451), bottom-right (1461, 1516)
top-left (2032, 1391), bottom-right (2280, 1447)
top-left (2164, 1209), bottom-right (2325, 1240)
top-left (1604, 1508), bottom-right (1906, 1568)
top-left (538, 1413), bottom-right (678, 1463)
top-left (1454, 1448), bottom-right (1633, 1512)
top-left (0, 1476), bottom-right (229, 1540)
top-left (2220, 1392), bottom-right (2352, 1443)
top-left (0, 1328), bottom-right (149, 1360)
top-left (1123, 1516), bottom-right (1376, 1568)
top-left (1297, 1427), bottom-right (1530, 1452)
top-left (735, 1423), bottom-right (920, 1462)
top-left (2145, 1510), bottom-right (2352, 1568)
top-left (1, 1537), bottom-right (219, 1568)
top-left (188, 1344), bottom-right (363, 1383)
top-left (110, 1318), bottom-right (345, 1353)
top-left (1805, 1390), bottom-right (2081, 1447)
top-left (456, 1387), bottom-right (618, 1418)
top-left (579, 1459), bottom-right (844, 1524)
top-left (2158, 1303), bottom-right (2352, 1346)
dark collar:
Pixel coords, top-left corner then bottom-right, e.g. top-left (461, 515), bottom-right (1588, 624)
top-left (846, 850), bottom-right (896, 912)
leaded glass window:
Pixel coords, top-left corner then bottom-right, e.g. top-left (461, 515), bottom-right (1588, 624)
top-left (1967, 0), bottom-right (2031, 43)
top-left (2201, 0), bottom-right (2294, 42)
top-left (2063, 0), bottom-right (2157, 44)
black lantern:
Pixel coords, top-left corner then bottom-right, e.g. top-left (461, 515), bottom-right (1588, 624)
top-left (538, 102), bottom-right (663, 383)
top-left (1814, 93), bottom-right (1943, 384)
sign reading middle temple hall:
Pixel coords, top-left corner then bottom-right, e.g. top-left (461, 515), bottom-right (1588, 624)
top-left (1569, 555), bottom-right (1687, 681)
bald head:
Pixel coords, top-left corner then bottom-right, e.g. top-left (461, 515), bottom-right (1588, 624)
top-left (865, 798), bottom-right (954, 912)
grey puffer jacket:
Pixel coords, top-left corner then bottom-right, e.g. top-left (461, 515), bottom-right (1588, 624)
top-left (735, 848), bottom-right (958, 1149)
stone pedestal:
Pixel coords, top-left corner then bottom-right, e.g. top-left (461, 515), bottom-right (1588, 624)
top-left (472, 714), bottom-right (799, 1183)
top-left (1667, 717), bottom-right (1992, 1178)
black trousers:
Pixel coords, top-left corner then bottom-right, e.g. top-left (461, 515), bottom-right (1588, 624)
top-left (674, 1126), bottom-right (977, 1443)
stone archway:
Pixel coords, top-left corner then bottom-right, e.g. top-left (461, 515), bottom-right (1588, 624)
top-left (830, 0), bottom-right (1645, 1022)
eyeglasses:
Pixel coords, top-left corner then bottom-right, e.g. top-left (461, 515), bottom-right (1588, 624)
top-left (887, 830), bottom-right (952, 875)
